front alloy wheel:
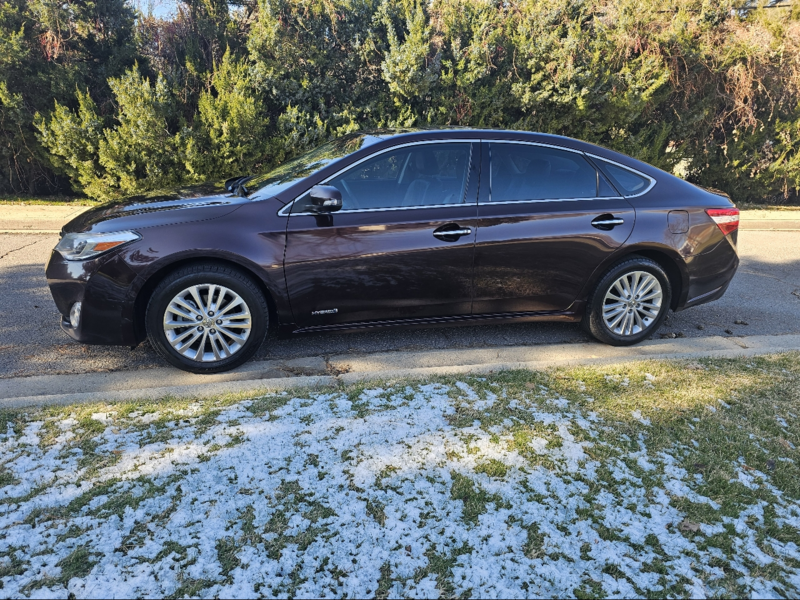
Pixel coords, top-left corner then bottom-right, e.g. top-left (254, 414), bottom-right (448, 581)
top-left (146, 264), bottom-right (268, 373)
top-left (164, 284), bottom-right (252, 362)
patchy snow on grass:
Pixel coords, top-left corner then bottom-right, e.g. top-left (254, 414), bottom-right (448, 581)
top-left (0, 378), bottom-right (799, 599)
top-left (631, 410), bottom-right (651, 426)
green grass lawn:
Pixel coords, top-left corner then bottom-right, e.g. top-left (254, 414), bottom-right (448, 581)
top-left (1, 353), bottom-right (799, 597)
top-left (736, 202), bottom-right (800, 211)
top-left (0, 195), bottom-right (98, 206)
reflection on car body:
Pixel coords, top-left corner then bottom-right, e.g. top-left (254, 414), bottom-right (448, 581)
top-left (46, 129), bottom-right (740, 373)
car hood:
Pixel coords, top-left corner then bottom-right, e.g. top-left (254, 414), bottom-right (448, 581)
top-left (63, 182), bottom-right (249, 234)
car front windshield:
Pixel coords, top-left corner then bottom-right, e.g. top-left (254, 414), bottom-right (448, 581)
top-left (246, 133), bottom-right (381, 198)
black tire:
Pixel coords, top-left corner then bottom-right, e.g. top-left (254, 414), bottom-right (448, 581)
top-left (146, 263), bottom-right (268, 373)
top-left (583, 256), bottom-right (672, 346)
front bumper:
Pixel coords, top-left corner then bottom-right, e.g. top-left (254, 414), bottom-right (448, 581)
top-left (45, 249), bottom-right (139, 346)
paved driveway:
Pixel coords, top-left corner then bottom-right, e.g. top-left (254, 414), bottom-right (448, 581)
top-left (1, 230), bottom-right (798, 378)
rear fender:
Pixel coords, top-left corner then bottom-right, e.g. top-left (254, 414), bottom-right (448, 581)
top-left (571, 243), bottom-right (690, 312)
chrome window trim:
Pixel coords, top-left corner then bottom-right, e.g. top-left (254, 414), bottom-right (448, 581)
top-left (286, 202), bottom-right (475, 215)
top-left (484, 196), bottom-right (625, 206)
top-left (280, 139), bottom-right (479, 216)
top-left (585, 153), bottom-right (657, 198)
top-left (485, 140), bottom-right (604, 205)
top-left (486, 139), bottom-right (586, 155)
top-left (277, 138), bottom-right (656, 215)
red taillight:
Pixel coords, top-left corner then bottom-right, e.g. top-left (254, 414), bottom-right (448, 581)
top-left (706, 208), bottom-right (739, 236)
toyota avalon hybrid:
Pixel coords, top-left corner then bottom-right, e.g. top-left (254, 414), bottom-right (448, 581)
top-left (46, 129), bottom-right (740, 373)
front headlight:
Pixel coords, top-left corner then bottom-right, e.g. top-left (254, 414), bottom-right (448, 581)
top-left (55, 231), bottom-right (141, 261)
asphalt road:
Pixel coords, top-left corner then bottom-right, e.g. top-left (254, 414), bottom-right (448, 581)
top-left (1, 230), bottom-right (798, 378)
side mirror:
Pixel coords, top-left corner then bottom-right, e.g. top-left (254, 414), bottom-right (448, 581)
top-left (309, 185), bottom-right (342, 212)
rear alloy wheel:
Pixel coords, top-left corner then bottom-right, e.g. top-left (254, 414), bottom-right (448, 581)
top-left (584, 257), bottom-right (671, 346)
top-left (146, 264), bottom-right (268, 373)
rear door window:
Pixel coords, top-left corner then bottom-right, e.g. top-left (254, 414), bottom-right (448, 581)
top-left (488, 143), bottom-right (601, 201)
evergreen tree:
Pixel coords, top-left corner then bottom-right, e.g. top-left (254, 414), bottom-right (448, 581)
top-left (185, 50), bottom-right (269, 178)
top-left (39, 66), bottom-right (186, 200)
top-left (1, 0), bottom-right (139, 194)
top-left (27, 0), bottom-right (800, 204)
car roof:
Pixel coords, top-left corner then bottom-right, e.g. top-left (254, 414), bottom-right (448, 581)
top-left (359, 127), bottom-right (582, 146)
top-left (255, 127), bottom-right (671, 204)
top-left (359, 128), bottom-right (628, 162)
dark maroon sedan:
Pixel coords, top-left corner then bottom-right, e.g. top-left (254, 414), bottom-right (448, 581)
top-left (46, 129), bottom-right (740, 373)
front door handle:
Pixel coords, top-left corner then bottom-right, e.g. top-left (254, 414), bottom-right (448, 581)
top-left (591, 215), bottom-right (625, 230)
top-left (433, 224), bottom-right (473, 241)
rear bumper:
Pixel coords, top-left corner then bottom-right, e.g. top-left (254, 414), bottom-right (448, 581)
top-left (681, 279), bottom-right (733, 309)
top-left (46, 249), bottom-right (138, 346)
top-left (677, 236), bottom-right (739, 311)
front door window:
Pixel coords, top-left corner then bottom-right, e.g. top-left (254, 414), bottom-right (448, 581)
top-left (292, 143), bottom-right (472, 213)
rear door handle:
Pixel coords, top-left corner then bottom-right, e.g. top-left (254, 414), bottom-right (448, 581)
top-left (433, 224), bottom-right (473, 241)
top-left (592, 215), bottom-right (625, 230)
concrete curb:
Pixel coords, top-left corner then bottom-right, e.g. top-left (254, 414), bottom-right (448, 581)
top-left (336, 343), bottom-right (800, 384)
top-left (0, 205), bottom-right (90, 234)
top-left (739, 211), bottom-right (800, 220)
top-left (0, 356), bottom-right (328, 400)
top-left (738, 222), bottom-right (800, 231)
top-left (3, 333), bottom-right (799, 409)
top-left (3, 375), bottom-right (337, 409)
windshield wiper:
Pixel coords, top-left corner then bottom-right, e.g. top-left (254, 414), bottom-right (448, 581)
top-left (224, 175), bottom-right (254, 197)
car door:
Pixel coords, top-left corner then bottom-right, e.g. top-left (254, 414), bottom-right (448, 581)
top-left (473, 141), bottom-right (637, 314)
top-left (283, 141), bottom-right (480, 329)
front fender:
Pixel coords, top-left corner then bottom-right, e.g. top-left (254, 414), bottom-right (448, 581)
top-left (117, 200), bottom-right (291, 342)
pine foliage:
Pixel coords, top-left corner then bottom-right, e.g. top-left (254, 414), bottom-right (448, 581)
top-left (2, 0), bottom-right (799, 203)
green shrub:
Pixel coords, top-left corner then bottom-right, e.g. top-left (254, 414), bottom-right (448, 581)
top-left (15, 0), bottom-right (800, 203)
